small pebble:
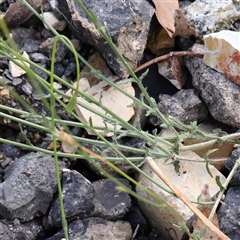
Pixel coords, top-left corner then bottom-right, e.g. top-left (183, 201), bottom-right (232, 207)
top-left (64, 62), bottom-right (76, 76)
top-left (2, 143), bottom-right (19, 158)
top-left (12, 78), bottom-right (23, 86)
top-left (1, 157), bottom-right (13, 168)
top-left (54, 62), bottom-right (65, 77)
top-left (22, 84), bottom-right (33, 95)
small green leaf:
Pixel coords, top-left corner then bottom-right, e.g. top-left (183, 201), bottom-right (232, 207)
top-left (216, 137), bottom-right (223, 146)
top-left (139, 69), bottom-right (149, 81)
top-left (195, 130), bottom-right (206, 140)
top-left (215, 176), bottom-right (225, 191)
top-left (205, 162), bottom-right (213, 178)
top-left (173, 160), bottom-right (180, 173)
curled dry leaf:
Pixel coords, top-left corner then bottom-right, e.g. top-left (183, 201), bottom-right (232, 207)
top-left (0, 0), bottom-right (47, 28)
top-left (152, 0), bottom-right (179, 37)
top-left (75, 78), bottom-right (135, 137)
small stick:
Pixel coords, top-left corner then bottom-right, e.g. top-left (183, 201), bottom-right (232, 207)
top-left (133, 51), bottom-right (203, 73)
top-left (145, 156), bottom-right (230, 240)
top-left (208, 158), bottom-right (240, 221)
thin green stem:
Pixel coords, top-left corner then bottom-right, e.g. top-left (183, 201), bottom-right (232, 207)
top-left (50, 60), bottom-right (69, 240)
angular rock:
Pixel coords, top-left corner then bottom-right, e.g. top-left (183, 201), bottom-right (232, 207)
top-left (90, 178), bottom-right (131, 220)
top-left (0, 218), bottom-right (42, 240)
top-left (184, 0), bottom-right (240, 40)
top-left (0, 152), bottom-right (66, 221)
top-left (46, 217), bottom-right (132, 240)
top-left (158, 56), bottom-right (188, 89)
top-left (58, 0), bottom-right (155, 77)
top-left (136, 130), bottom-right (226, 239)
top-left (9, 51), bottom-right (30, 78)
top-left (203, 30), bottom-right (240, 85)
top-left (218, 186), bottom-right (240, 240)
top-left (21, 39), bottom-right (41, 53)
top-left (38, 37), bottom-right (68, 62)
top-left (149, 89), bottom-right (208, 126)
top-left (46, 169), bottom-right (95, 229)
top-left (185, 57), bottom-right (240, 129)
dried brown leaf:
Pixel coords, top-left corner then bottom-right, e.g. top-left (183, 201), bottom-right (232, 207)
top-left (152, 0), bottom-right (179, 37)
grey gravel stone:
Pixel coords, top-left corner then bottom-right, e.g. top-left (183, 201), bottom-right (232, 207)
top-left (58, 0), bottom-right (155, 77)
top-left (29, 52), bottom-right (48, 62)
top-left (46, 169), bottom-right (95, 229)
top-left (10, 27), bottom-right (41, 49)
top-left (46, 217), bottom-right (132, 240)
top-left (0, 218), bottom-right (42, 240)
top-left (21, 39), bottom-right (41, 53)
top-left (0, 157), bottom-right (12, 168)
top-left (90, 178), bottom-right (131, 220)
top-left (0, 152), bottom-right (66, 221)
top-left (149, 89), bottom-right (208, 126)
top-left (54, 62), bottom-right (65, 77)
top-left (22, 84), bottom-right (33, 95)
top-left (12, 78), bottom-right (23, 86)
top-left (31, 63), bottom-right (48, 81)
top-left (185, 57), bottom-right (240, 129)
top-left (2, 143), bottom-right (19, 158)
top-left (218, 186), bottom-right (240, 240)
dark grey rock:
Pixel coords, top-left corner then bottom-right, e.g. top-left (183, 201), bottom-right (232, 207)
top-left (123, 205), bottom-right (148, 235)
top-left (64, 62), bottom-right (76, 77)
top-left (218, 186), bottom-right (240, 240)
top-left (58, 0), bottom-right (155, 77)
top-left (21, 39), bottom-right (41, 53)
top-left (41, 28), bottom-right (55, 40)
top-left (90, 178), bottom-right (131, 220)
top-left (225, 147), bottom-right (240, 186)
top-left (46, 217), bottom-right (132, 240)
top-left (149, 89), bottom-right (208, 126)
top-left (0, 157), bottom-right (13, 169)
top-left (54, 62), bottom-right (65, 77)
top-left (185, 57), bottom-right (240, 129)
top-left (0, 218), bottom-right (42, 240)
top-left (0, 152), bottom-right (66, 221)
top-left (46, 169), bottom-right (95, 229)
top-left (10, 27), bottom-right (41, 49)
top-left (2, 143), bottom-right (19, 158)
top-left (31, 63), bottom-right (48, 81)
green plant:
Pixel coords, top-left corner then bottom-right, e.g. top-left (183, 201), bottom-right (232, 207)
top-left (0, 1), bottom-right (239, 239)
